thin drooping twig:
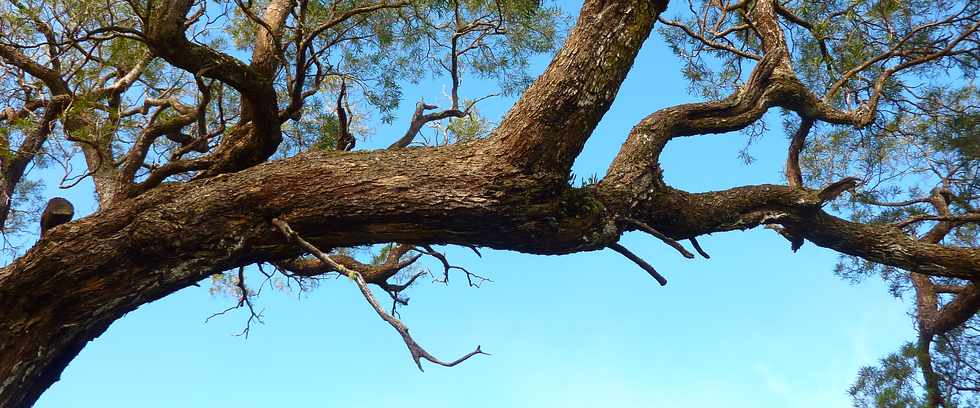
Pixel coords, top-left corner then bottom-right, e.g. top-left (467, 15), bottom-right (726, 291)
top-left (624, 217), bottom-right (695, 259)
top-left (608, 242), bottom-right (667, 286)
top-left (204, 266), bottom-right (264, 338)
top-left (462, 244), bottom-right (482, 257)
top-left (272, 218), bottom-right (487, 371)
top-left (416, 244), bottom-right (492, 287)
top-left (689, 237), bottom-right (710, 259)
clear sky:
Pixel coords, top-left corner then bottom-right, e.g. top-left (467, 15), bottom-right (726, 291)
top-left (31, 1), bottom-right (915, 406)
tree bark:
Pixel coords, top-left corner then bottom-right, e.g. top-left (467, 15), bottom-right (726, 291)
top-left (1, 0), bottom-right (978, 406)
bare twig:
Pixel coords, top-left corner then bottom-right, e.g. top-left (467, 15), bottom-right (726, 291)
top-left (624, 217), bottom-right (695, 259)
top-left (657, 16), bottom-right (763, 60)
top-left (204, 267), bottom-right (264, 338)
top-left (896, 213), bottom-right (980, 229)
top-left (689, 237), bottom-right (710, 259)
top-left (272, 219), bottom-right (487, 371)
top-left (608, 242), bottom-right (667, 286)
top-left (416, 244), bottom-right (492, 287)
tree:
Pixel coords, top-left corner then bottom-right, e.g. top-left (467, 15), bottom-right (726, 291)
top-left (0, 0), bottom-right (976, 406)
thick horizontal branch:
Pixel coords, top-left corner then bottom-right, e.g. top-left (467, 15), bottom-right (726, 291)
top-left (624, 185), bottom-right (980, 281)
top-left (3, 136), bottom-right (979, 407)
top-left (1, 1), bottom-right (977, 406)
top-left (0, 140), bottom-right (617, 406)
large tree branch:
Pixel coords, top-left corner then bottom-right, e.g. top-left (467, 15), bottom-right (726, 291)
top-left (0, 44), bottom-right (73, 228)
top-left (142, 0), bottom-right (283, 177)
top-left (143, 0), bottom-right (269, 97)
top-left (1, 1), bottom-right (978, 406)
top-left (622, 185), bottom-right (980, 280)
top-left (4, 142), bottom-right (980, 406)
top-left (492, 0), bottom-right (668, 175)
top-left (0, 142), bottom-right (603, 406)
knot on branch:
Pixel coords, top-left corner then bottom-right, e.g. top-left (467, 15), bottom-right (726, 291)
top-left (39, 197), bottom-right (74, 236)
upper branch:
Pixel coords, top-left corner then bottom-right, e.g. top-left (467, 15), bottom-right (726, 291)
top-left (490, 0), bottom-right (668, 175)
top-left (143, 0), bottom-right (269, 97)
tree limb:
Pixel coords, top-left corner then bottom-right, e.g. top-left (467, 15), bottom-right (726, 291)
top-left (272, 218), bottom-right (487, 371)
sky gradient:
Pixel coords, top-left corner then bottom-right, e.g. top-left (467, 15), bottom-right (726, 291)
top-left (30, 1), bottom-right (916, 406)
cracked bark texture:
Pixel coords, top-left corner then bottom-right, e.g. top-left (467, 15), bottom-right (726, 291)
top-left (0, 0), bottom-right (977, 406)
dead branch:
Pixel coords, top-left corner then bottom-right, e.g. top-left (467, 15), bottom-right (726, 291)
top-left (608, 242), bottom-right (668, 286)
top-left (272, 218), bottom-right (487, 371)
top-left (624, 216), bottom-right (695, 259)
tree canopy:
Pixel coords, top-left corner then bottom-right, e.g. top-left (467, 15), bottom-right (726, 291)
top-left (0, 0), bottom-right (977, 406)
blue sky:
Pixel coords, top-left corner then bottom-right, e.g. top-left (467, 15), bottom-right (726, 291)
top-left (31, 1), bottom-right (917, 406)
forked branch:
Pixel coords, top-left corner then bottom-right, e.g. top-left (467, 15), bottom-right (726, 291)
top-left (272, 219), bottom-right (487, 371)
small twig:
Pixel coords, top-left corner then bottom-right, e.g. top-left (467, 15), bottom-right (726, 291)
top-left (416, 245), bottom-right (492, 287)
top-left (463, 244), bottom-right (482, 257)
top-left (381, 270), bottom-right (427, 293)
top-left (608, 242), bottom-right (667, 286)
top-left (204, 266), bottom-right (264, 338)
top-left (272, 218), bottom-right (487, 371)
top-left (380, 271), bottom-right (427, 317)
top-left (624, 217), bottom-right (695, 259)
top-left (689, 237), bottom-right (711, 259)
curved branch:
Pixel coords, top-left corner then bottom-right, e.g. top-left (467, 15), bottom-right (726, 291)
top-left (491, 0), bottom-right (668, 173)
top-left (785, 116), bottom-right (814, 188)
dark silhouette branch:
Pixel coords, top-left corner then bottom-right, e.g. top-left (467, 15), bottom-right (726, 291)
top-left (624, 216), bottom-right (695, 259)
top-left (608, 242), bottom-right (667, 286)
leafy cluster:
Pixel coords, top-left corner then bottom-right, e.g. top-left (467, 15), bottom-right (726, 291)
top-left (851, 326), bottom-right (980, 408)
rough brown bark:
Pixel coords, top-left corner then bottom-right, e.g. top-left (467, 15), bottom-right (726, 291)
top-left (0, 0), bottom-right (978, 406)
top-left (907, 190), bottom-right (980, 407)
top-left (0, 0), bottom-right (667, 405)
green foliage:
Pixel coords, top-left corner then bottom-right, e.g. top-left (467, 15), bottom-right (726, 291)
top-left (446, 105), bottom-right (492, 143)
top-left (371, 243), bottom-right (394, 266)
top-left (4, 179), bottom-right (45, 233)
top-left (656, 3), bottom-right (979, 402)
top-left (817, 86), bottom-right (979, 294)
top-left (851, 329), bottom-right (980, 408)
top-left (849, 343), bottom-right (927, 408)
top-left (312, 111), bottom-right (341, 151)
